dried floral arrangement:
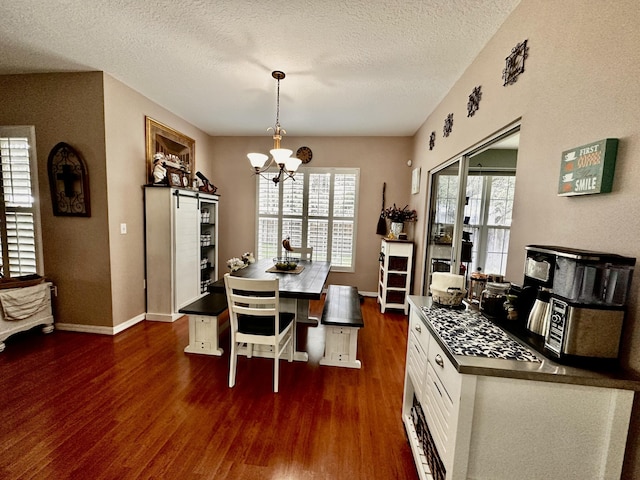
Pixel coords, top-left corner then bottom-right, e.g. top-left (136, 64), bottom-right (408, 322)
top-left (384, 204), bottom-right (418, 223)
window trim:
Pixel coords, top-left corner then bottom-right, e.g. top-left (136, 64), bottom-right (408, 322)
top-left (254, 166), bottom-right (360, 273)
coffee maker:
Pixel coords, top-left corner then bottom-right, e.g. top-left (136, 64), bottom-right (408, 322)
top-left (523, 245), bottom-right (635, 362)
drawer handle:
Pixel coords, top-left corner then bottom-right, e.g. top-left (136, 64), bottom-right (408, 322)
top-left (414, 324), bottom-right (421, 333)
top-left (435, 354), bottom-right (444, 368)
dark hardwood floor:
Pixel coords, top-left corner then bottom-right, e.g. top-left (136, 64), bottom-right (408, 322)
top-left (0, 297), bottom-right (419, 480)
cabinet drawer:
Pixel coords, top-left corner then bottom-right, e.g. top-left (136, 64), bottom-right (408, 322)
top-left (423, 362), bottom-right (454, 464)
top-left (409, 311), bottom-right (430, 354)
top-left (407, 331), bottom-right (427, 402)
top-left (428, 335), bottom-right (461, 403)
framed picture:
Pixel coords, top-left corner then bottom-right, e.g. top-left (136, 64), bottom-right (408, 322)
top-left (165, 166), bottom-right (190, 188)
top-left (145, 116), bottom-right (195, 185)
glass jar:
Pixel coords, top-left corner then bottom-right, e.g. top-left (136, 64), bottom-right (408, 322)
top-left (468, 269), bottom-right (488, 303)
top-left (479, 282), bottom-right (510, 319)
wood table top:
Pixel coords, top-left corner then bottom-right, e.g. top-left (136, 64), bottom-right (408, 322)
top-left (211, 259), bottom-right (331, 300)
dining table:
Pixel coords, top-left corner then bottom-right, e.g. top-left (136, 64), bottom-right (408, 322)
top-left (211, 258), bottom-right (331, 362)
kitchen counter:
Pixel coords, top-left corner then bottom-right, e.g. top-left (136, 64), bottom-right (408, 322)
top-left (409, 295), bottom-right (640, 391)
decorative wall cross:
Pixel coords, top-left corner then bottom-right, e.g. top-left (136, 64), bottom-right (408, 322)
top-left (47, 142), bottom-right (91, 217)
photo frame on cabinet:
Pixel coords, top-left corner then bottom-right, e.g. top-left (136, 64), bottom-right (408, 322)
top-left (145, 116), bottom-right (194, 185)
top-left (165, 166), bottom-right (187, 188)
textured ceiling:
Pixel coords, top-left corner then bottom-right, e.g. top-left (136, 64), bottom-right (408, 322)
top-left (0, 0), bottom-right (520, 136)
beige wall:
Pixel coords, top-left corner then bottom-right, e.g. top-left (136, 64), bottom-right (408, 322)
top-left (0, 72), bottom-right (216, 330)
top-left (409, 1), bottom-right (640, 476)
top-left (102, 74), bottom-right (215, 328)
top-left (210, 136), bottom-right (412, 292)
top-left (0, 72), bottom-right (113, 327)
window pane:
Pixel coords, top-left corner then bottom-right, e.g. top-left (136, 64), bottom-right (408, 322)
top-left (488, 176), bottom-right (515, 226)
top-left (485, 228), bottom-right (510, 275)
top-left (282, 173), bottom-right (304, 216)
top-left (333, 174), bottom-right (357, 217)
top-left (258, 176), bottom-right (279, 215)
top-left (465, 176), bottom-right (483, 225)
top-left (435, 174), bottom-right (459, 224)
top-left (308, 219), bottom-right (328, 262)
top-left (308, 173), bottom-right (330, 217)
top-left (331, 220), bottom-right (353, 267)
top-left (283, 218), bottom-right (303, 252)
top-left (257, 217), bottom-right (279, 260)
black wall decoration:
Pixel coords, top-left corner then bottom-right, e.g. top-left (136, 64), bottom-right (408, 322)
top-left (47, 142), bottom-right (91, 217)
top-left (467, 85), bottom-right (482, 117)
top-left (503, 39), bottom-right (529, 86)
top-left (443, 113), bottom-right (454, 137)
top-left (429, 131), bottom-right (436, 150)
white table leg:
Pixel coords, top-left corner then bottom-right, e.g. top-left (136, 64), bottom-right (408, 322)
top-left (184, 314), bottom-right (228, 356)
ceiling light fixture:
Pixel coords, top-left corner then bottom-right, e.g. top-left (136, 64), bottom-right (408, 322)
top-left (247, 70), bottom-right (301, 184)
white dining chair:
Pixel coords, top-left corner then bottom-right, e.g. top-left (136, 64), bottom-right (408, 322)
top-left (293, 246), bottom-right (313, 261)
top-left (223, 273), bottom-right (295, 393)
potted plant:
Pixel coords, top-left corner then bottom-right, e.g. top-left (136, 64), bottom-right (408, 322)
top-left (384, 204), bottom-right (417, 238)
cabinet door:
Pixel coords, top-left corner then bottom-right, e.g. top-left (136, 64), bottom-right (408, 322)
top-left (173, 194), bottom-right (200, 309)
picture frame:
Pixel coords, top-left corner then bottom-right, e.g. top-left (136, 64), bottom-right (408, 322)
top-left (165, 166), bottom-right (189, 188)
top-left (145, 116), bottom-right (195, 185)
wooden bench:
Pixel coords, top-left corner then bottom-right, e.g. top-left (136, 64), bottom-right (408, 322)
top-left (179, 291), bottom-right (228, 356)
top-left (319, 285), bottom-right (364, 369)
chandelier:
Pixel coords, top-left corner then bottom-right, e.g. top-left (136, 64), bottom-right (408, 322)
top-left (247, 70), bottom-right (301, 184)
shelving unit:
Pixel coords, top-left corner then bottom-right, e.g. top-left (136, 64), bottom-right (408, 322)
top-left (377, 239), bottom-right (413, 314)
top-left (144, 186), bottom-right (219, 321)
top-left (199, 199), bottom-right (218, 294)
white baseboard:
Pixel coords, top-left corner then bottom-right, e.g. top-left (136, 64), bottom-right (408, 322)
top-left (55, 313), bottom-right (146, 336)
top-left (360, 291), bottom-right (378, 298)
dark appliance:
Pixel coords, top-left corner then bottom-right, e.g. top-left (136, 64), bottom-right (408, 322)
top-left (524, 245), bottom-right (635, 361)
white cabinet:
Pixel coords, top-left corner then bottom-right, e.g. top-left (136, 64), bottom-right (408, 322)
top-left (378, 239), bottom-right (413, 314)
top-left (402, 304), bottom-right (635, 480)
top-left (145, 187), bottom-right (219, 322)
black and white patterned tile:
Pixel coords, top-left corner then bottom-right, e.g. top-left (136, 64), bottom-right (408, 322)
top-left (420, 305), bottom-right (540, 362)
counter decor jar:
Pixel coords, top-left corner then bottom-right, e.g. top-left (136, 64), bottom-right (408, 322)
top-left (479, 282), bottom-right (510, 319)
top-left (468, 268), bottom-right (488, 303)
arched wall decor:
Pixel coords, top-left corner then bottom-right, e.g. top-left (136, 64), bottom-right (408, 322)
top-left (47, 142), bottom-right (91, 217)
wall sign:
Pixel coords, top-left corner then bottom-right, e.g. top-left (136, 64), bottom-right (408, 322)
top-left (558, 138), bottom-right (618, 196)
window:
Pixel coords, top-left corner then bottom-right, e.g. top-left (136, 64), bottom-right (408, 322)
top-left (0, 126), bottom-right (43, 278)
top-left (465, 174), bottom-right (516, 276)
top-left (256, 168), bottom-right (359, 271)
top-left (423, 125), bottom-right (518, 294)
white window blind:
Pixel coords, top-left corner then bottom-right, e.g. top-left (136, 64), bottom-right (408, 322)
top-left (0, 127), bottom-right (42, 278)
top-left (256, 168), bottom-right (359, 272)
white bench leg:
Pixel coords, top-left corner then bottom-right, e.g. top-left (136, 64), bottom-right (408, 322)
top-left (319, 326), bottom-right (362, 369)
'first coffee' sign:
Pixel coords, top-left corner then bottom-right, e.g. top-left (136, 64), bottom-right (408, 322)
top-left (558, 138), bottom-right (618, 196)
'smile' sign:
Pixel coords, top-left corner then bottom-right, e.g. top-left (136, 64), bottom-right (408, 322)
top-left (558, 138), bottom-right (618, 196)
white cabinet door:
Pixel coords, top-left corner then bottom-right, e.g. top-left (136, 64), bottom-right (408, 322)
top-left (173, 193), bottom-right (200, 310)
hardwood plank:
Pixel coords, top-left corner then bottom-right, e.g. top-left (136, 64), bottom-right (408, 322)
top-left (0, 297), bottom-right (418, 480)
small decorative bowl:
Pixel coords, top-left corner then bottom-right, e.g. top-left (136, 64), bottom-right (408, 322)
top-left (273, 257), bottom-right (299, 271)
